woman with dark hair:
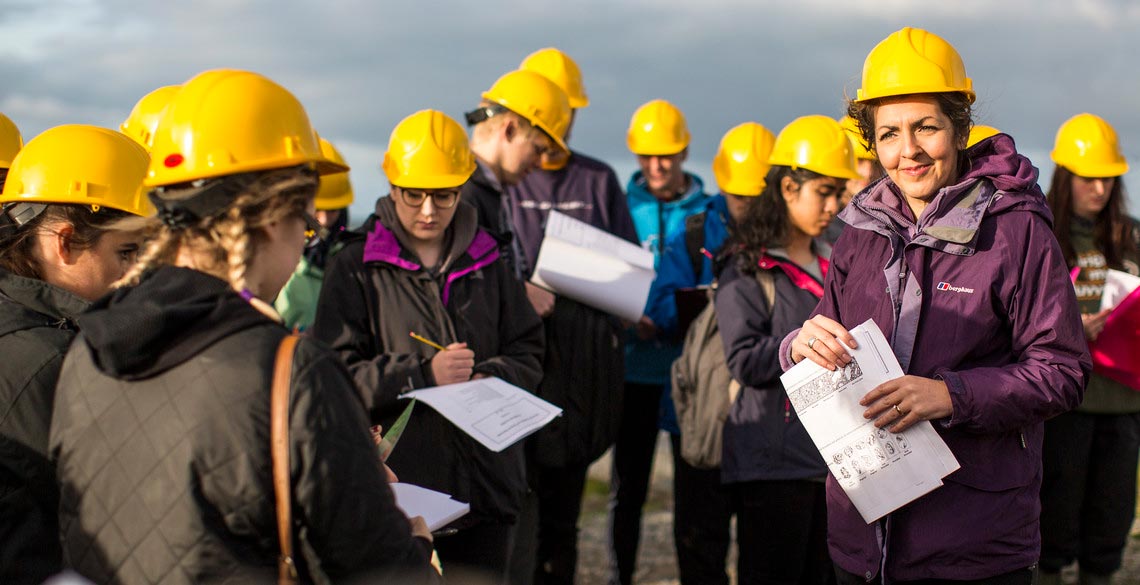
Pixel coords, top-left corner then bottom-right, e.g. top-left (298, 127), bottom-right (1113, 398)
top-left (714, 114), bottom-right (857, 585)
top-left (783, 28), bottom-right (1089, 584)
top-left (0, 124), bottom-right (150, 584)
top-left (1039, 113), bottom-right (1140, 585)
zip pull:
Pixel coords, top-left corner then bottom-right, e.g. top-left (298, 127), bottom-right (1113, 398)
top-left (1019, 431), bottom-right (1027, 449)
top-left (784, 398), bottom-right (791, 423)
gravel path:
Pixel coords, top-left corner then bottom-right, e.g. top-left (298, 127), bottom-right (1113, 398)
top-left (573, 433), bottom-right (1140, 585)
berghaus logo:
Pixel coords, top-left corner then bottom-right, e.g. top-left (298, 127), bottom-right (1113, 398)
top-left (937, 281), bottom-right (975, 294)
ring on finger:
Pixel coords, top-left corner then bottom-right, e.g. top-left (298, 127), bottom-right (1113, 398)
top-left (807, 336), bottom-right (818, 350)
top-left (893, 404), bottom-right (903, 416)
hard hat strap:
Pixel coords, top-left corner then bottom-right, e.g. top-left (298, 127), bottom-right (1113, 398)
top-left (149, 171), bottom-right (262, 228)
top-left (464, 104), bottom-right (509, 127)
top-left (0, 202), bottom-right (48, 229)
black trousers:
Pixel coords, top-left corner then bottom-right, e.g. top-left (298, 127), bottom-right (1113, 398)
top-left (531, 462), bottom-right (590, 585)
top-left (730, 479), bottom-right (833, 585)
top-left (835, 566), bottom-right (1036, 585)
top-left (1039, 410), bottom-right (1140, 575)
top-left (435, 520), bottom-right (516, 585)
top-left (607, 382), bottom-right (665, 585)
top-left (670, 434), bottom-right (732, 585)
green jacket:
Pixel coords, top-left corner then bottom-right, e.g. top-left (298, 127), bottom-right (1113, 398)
top-left (274, 256), bottom-right (324, 331)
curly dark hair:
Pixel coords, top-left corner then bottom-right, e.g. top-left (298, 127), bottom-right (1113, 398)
top-left (1047, 165), bottom-right (1137, 269)
top-left (845, 92), bottom-right (973, 156)
top-left (724, 165), bottom-right (826, 275)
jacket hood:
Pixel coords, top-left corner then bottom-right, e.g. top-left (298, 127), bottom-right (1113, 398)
top-left (841, 133), bottom-right (1051, 250)
top-left (627, 171), bottom-right (707, 209)
top-left (77, 266), bottom-right (274, 380)
top-left (370, 196), bottom-right (481, 273)
top-left (0, 270), bottom-right (90, 337)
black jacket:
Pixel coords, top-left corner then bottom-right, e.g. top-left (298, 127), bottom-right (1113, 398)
top-left (311, 197), bottom-right (544, 525)
top-left (0, 270), bottom-right (89, 584)
top-left (50, 266), bottom-right (436, 584)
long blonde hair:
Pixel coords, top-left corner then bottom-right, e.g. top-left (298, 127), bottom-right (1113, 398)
top-left (116, 166), bottom-right (317, 293)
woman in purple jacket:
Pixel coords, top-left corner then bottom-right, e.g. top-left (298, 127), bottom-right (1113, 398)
top-left (782, 28), bottom-right (1090, 584)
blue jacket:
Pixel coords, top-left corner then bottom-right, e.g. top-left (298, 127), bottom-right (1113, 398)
top-left (624, 171), bottom-right (710, 385)
top-left (646, 195), bottom-right (731, 433)
top-left (646, 195), bottom-right (731, 338)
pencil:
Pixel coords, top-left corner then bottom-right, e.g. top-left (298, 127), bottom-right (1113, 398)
top-left (409, 331), bottom-right (447, 352)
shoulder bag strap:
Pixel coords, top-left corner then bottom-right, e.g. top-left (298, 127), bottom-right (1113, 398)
top-left (272, 333), bottom-right (301, 585)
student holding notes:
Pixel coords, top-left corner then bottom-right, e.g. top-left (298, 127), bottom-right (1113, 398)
top-left (1039, 113), bottom-right (1140, 585)
top-left (781, 28), bottom-right (1089, 584)
top-left (311, 109), bottom-right (543, 584)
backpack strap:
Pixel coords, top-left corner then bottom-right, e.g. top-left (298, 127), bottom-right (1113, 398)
top-left (755, 268), bottom-right (776, 313)
top-left (272, 334), bottom-right (301, 585)
top-left (683, 212), bottom-right (707, 279)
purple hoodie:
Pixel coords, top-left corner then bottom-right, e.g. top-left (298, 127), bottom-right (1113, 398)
top-left (780, 134), bottom-right (1091, 582)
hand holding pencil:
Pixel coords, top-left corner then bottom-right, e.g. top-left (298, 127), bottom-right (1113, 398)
top-left (411, 331), bottom-right (475, 385)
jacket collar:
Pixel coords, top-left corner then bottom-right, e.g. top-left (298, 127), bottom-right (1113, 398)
top-left (0, 269), bottom-right (90, 335)
top-left (363, 197), bottom-right (492, 273)
top-left (626, 171), bottom-right (706, 208)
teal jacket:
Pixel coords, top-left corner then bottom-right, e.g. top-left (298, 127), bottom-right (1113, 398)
top-left (624, 170), bottom-right (710, 384)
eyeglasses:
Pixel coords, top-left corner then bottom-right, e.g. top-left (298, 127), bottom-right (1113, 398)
top-left (301, 212), bottom-right (328, 248)
top-left (397, 187), bottom-right (461, 209)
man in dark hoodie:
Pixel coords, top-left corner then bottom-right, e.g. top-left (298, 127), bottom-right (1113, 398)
top-left (463, 68), bottom-right (572, 281)
top-left (505, 48), bottom-right (639, 585)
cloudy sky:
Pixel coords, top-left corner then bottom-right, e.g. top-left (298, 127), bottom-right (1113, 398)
top-left (3, 0), bottom-right (1138, 221)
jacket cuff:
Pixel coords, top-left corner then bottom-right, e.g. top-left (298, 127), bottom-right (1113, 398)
top-left (935, 369), bottom-right (966, 428)
top-left (417, 358), bottom-right (436, 390)
top-left (779, 327), bottom-right (801, 372)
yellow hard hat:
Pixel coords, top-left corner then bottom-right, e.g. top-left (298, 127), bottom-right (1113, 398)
top-left (712, 122), bottom-right (777, 196)
top-left (120, 85), bottom-right (180, 151)
top-left (520, 48), bottom-right (589, 109)
top-left (315, 138), bottom-right (354, 210)
top-left (0, 112), bottom-right (23, 170)
top-left (1050, 113), bottom-right (1129, 178)
top-left (627, 99), bottom-right (690, 156)
top-left (855, 27), bottom-right (975, 104)
top-left (481, 69), bottom-right (571, 154)
top-left (0, 124), bottom-right (152, 217)
top-left (146, 69), bottom-right (347, 188)
top-left (837, 115), bottom-right (876, 160)
top-left (967, 125), bottom-right (1001, 148)
top-left (383, 109), bottom-right (477, 190)
top-left (768, 115), bottom-right (861, 181)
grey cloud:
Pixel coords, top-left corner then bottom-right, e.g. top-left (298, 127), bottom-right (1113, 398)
top-left (2, 0), bottom-right (1137, 217)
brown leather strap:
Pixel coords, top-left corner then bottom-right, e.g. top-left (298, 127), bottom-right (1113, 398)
top-left (272, 334), bottom-right (300, 585)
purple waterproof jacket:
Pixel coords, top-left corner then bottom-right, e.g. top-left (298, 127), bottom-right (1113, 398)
top-left (780, 135), bottom-right (1091, 581)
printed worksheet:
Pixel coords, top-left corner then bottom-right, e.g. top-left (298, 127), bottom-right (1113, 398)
top-left (389, 483), bottom-right (470, 531)
top-left (780, 319), bottom-right (960, 523)
top-left (530, 211), bottom-right (656, 321)
top-left (401, 377), bottom-right (562, 452)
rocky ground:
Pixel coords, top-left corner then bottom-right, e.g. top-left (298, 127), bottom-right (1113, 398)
top-left (573, 433), bottom-right (1140, 585)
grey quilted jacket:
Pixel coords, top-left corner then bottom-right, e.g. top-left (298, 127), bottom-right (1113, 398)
top-left (49, 267), bottom-right (437, 584)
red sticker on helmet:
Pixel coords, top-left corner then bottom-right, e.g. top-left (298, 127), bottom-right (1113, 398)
top-left (164, 154), bottom-right (184, 168)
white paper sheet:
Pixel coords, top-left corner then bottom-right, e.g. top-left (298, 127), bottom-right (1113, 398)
top-left (530, 211), bottom-right (656, 322)
top-left (780, 319), bottom-right (960, 523)
top-left (1100, 269), bottom-right (1140, 313)
top-left (389, 483), bottom-right (470, 531)
top-left (400, 377), bottom-right (562, 453)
